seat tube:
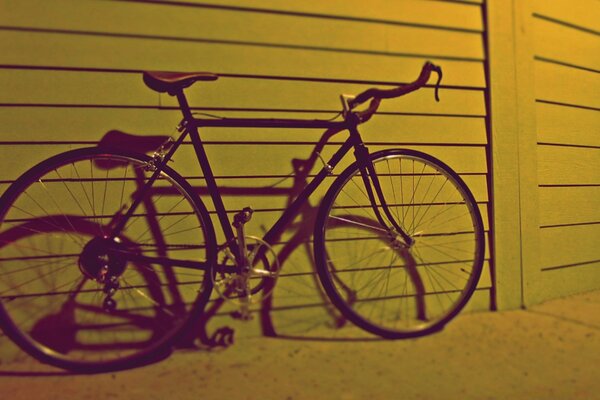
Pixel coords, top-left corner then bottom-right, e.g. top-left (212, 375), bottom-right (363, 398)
top-left (175, 90), bottom-right (237, 243)
top-left (188, 126), bottom-right (236, 241)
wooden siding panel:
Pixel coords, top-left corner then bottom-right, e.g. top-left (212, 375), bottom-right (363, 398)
top-left (1, 0), bottom-right (485, 61)
top-left (0, 107), bottom-right (487, 145)
top-left (0, 0), bottom-right (493, 331)
top-left (198, 0), bottom-right (485, 31)
top-left (537, 264), bottom-right (600, 300)
top-left (536, 103), bottom-right (600, 147)
top-left (531, 0), bottom-right (600, 303)
top-left (537, 145), bottom-right (600, 186)
top-left (540, 224), bottom-right (600, 270)
top-left (0, 143), bottom-right (489, 181)
top-left (0, 69), bottom-right (485, 116)
top-left (0, 30), bottom-right (485, 88)
top-left (539, 186), bottom-right (600, 227)
top-left (532, 17), bottom-right (600, 71)
top-left (534, 62), bottom-right (600, 108)
top-left (532, 0), bottom-right (600, 33)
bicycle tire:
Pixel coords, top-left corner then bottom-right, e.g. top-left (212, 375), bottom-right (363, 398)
top-left (314, 148), bottom-right (485, 338)
top-left (0, 147), bottom-right (216, 372)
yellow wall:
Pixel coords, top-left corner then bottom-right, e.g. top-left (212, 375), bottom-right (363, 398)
top-left (0, 0), bottom-right (492, 336)
top-left (530, 0), bottom-right (600, 302)
top-left (487, 0), bottom-right (599, 308)
top-left (0, 0), bottom-right (596, 336)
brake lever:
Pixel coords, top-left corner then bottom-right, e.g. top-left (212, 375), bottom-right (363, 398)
top-left (431, 64), bottom-right (443, 102)
top-left (355, 98), bottom-right (381, 122)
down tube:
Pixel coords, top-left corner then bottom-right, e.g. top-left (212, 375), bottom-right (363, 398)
top-left (262, 140), bottom-right (353, 246)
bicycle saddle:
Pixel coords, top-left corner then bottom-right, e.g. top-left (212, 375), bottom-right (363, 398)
top-left (143, 71), bottom-right (218, 95)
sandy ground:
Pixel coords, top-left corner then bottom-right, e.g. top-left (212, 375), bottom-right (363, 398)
top-left (0, 290), bottom-right (598, 400)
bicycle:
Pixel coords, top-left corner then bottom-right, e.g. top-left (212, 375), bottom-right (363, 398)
top-left (0, 61), bottom-right (485, 372)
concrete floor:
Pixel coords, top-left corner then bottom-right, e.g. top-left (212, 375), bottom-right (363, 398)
top-left (0, 290), bottom-right (598, 400)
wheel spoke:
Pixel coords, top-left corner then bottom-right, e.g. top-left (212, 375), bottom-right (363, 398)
top-left (315, 150), bottom-right (484, 338)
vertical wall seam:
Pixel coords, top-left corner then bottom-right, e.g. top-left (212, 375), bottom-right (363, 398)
top-left (510, 0), bottom-right (526, 309)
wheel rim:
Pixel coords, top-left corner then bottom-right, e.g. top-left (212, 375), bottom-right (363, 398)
top-left (319, 151), bottom-right (484, 337)
top-left (0, 150), bottom-right (213, 368)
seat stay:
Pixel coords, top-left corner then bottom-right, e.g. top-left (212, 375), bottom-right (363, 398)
top-left (108, 127), bottom-right (189, 238)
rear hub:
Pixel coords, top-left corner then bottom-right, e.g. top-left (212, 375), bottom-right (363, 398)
top-left (78, 236), bottom-right (128, 282)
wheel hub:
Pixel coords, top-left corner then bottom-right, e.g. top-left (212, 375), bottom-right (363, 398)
top-left (78, 236), bottom-right (127, 282)
top-left (388, 229), bottom-right (415, 249)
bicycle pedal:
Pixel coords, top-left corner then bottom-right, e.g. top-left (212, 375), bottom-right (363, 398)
top-left (230, 309), bottom-right (253, 321)
top-left (210, 327), bottom-right (235, 347)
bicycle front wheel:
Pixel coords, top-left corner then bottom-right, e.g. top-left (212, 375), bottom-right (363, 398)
top-left (314, 149), bottom-right (484, 338)
top-left (0, 147), bottom-right (216, 372)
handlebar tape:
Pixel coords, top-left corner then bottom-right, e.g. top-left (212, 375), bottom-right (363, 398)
top-left (348, 62), bottom-right (443, 110)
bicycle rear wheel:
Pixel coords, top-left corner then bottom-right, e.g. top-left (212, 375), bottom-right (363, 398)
top-left (314, 149), bottom-right (484, 338)
top-left (0, 147), bottom-right (215, 372)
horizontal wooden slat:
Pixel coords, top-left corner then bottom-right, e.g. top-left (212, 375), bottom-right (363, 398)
top-left (350, 115), bottom-right (488, 144)
top-left (539, 186), bottom-right (600, 227)
top-left (532, 0), bottom-right (600, 34)
top-left (0, 31), bottom-right (486, 87)
top-left (532, 18), bottom-right (600, 71)
top-left (221, 236), bottom-right (491, 282)
top-left (534, 61), bottom-right (600, 109)
top-left (200, 180), bottom-right (490, 215)
top-left (0, 143), bottom-right (488, 181)
top-left (536, 102), bottom-right (600, 147)
top-left (0, 165), bottom-right (489, 212)
top-left (0, 107), bottom-right (487, 144)
top-left (179, 142), bottom-right (490, 176)
top-left (185, 0), bottom-right (485, 31)
top-left (537, 145), bottom-right (600, 185)
top-left (0, 108), bottom-right (180, 143)
top-left (0, 70), bottom-right (486, 116)
top-left (538, 261), bottom-right (600, 299)
top-left (265, 253), bottom-right (494, 292)
top-left (203, 203), bottom-right (491, 246)
top-left (540, 223), bottom-right (600, 270)
top-left (269, 264), bottom-right (493, 308)
top-left (1, 0), bottom-right (485, 60)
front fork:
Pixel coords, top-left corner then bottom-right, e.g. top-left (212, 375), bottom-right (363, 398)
top-left (341, 96), bottom-right (414, 247)
top-left (353, 142), bottom-right (414, 247)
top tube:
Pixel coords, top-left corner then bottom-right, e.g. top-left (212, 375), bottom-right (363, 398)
top-left (147, 61), bottom-right (442, 131)
top-left (191, 116), bottom-right (348, 130)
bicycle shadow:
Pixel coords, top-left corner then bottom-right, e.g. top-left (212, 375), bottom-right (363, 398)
top-left (97, 128), bottom-right (356, 343)
top-left (0, 127), bottom-right (433, 374)
top-left (96, 129), bottom-right (428, 344)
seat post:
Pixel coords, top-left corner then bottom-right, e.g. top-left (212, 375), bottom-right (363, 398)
top-left (174, 90), bottom-right (194, 120)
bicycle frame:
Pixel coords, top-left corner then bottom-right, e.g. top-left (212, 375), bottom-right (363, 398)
top-left (111, 89), bottom-right (411, 269)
